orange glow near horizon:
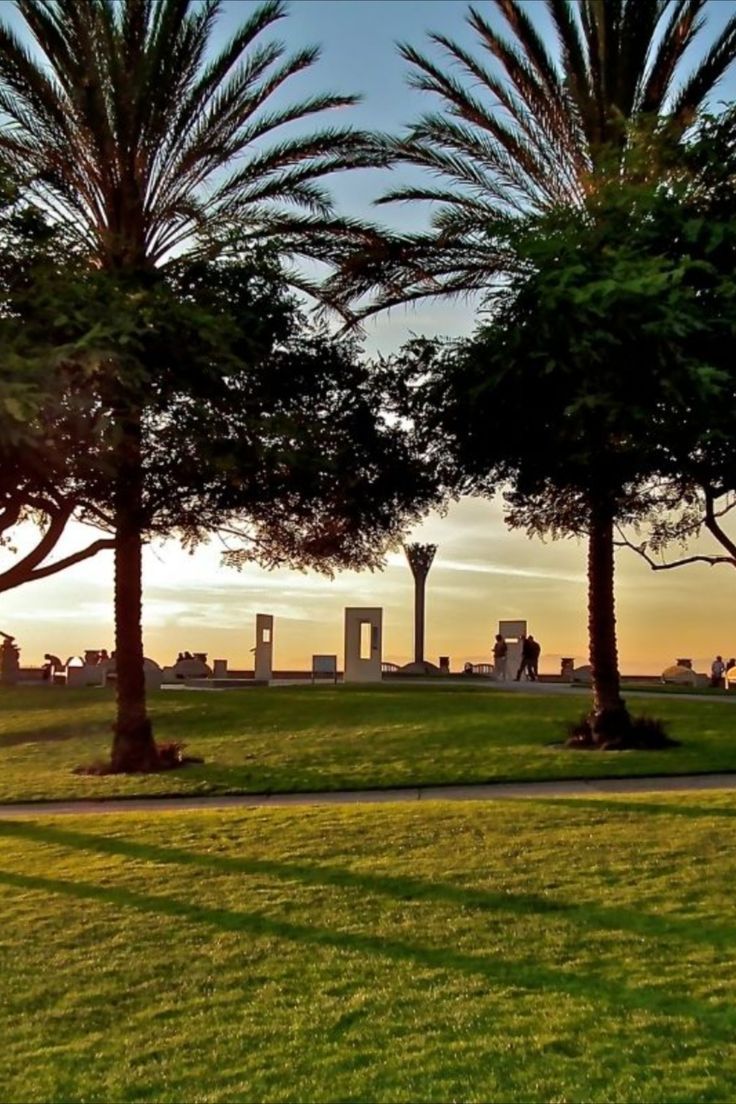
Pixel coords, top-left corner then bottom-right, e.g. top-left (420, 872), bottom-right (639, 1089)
top-left (2, 496), bottom-right (735, 678)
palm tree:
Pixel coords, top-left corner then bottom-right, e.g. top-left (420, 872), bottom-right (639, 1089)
top-left (0, 0), bottom-right (375, 770)
top-left (333, 0), bottom-right (736, 739)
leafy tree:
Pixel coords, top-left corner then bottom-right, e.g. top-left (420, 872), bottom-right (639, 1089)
top-left (611, 110), bottom-right (736, 581)
top-left (332, 0), bottom-right (736, 734)
top-left (0, 0), bottom-right (380, 768)
top-left (5, 241), bottom-right (427, 769)
top-left (389, 179), bottom-right (721, 740)
top-left (0, 186), bottom-right (116, 594)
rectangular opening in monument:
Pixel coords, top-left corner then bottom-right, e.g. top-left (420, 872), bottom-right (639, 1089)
top-left (262, 628), bottom-right (271, 644)
top-left (360, 622), bottom-right (372, 660)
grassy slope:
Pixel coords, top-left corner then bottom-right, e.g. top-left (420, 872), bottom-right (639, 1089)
top-left (3, 793), bottom-right (736, 1102)
top-left (1, 685), bottom-right (735, 803)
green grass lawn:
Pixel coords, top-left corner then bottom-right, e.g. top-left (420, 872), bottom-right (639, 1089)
top-left (0, 680), bottom-right (732, 803)
top-left (1, 684), bottom-right (735, 803)
top-left (3, 793), bottom-right (736, 1102)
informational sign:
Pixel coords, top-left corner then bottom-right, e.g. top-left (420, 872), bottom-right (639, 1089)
top-left (312, 654), bottom-right (338, 682)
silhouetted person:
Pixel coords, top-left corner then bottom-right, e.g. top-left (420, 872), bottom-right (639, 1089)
top-left (526, 635), bottom-right (541, 680)
top-left (493, 633), bottom-right (508, 679)
top-left (515, 634), bottom-right (529, 681)
top-left (42, 653), bottom-right (62, 680)
top-left (711, 655), bottom-right (726, 687)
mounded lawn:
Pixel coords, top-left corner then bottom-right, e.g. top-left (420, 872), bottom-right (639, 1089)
top-left (1, 684), bottom-right (736, 803)
top-left (3, 793), bottom-right (736, 1102)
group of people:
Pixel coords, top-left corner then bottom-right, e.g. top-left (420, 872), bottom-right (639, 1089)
top-left (492, 632), bottom-right (541, 681)
top-left (41, 649), bottom-right (111, 680)
top-left (710, 655), bottom-right (736, 688)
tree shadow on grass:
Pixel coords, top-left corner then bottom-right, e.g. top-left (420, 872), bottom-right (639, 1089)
top-left (0, 863), bottom-right (733, 1037)
top-left (0, 728), bottom-right (110, 749)
top-left (0, 691), bottom-right (486, 750)
top-left (2, 819), bottom-right (736, 953)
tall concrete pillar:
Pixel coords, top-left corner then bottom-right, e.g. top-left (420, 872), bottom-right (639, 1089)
top-left (254, 614), bottom-right (273, 681)
top-left (344, 607), bottom-right (382, 682)
top-left (404, 543), bottom-right (437, 666)
top-left (499, 619), bottom-right (527, 677)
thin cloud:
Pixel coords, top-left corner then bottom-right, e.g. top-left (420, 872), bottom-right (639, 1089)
top-left (434, 558), bottom-right (586, 584)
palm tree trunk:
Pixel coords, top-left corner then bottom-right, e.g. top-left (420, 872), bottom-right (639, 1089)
top-left (110, 407), bottom-right (157, 772)
top-left (587, 497), bottom-right (630, 743)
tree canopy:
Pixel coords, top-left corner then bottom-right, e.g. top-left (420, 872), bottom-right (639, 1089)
top-left (0, 0), bottom-right (388, 770)
top-left (331, 0), bottom-right (736, 312)
top-left (386, 154), bottom-right (733, 741)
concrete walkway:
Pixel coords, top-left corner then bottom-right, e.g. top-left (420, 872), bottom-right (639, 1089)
top-left (400, 680), bottom-right (736, 705)
top-left (2, 772), bottom-right (736, 818)
top-left (182, 678), bottom-right (736, 705)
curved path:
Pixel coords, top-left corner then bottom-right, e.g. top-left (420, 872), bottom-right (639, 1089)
top-left (1, 771), bottom-right (736, 817)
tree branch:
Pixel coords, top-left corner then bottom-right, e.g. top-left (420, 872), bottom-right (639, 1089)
top-left (704, 486), bottom-right (736, 560)
top-left (0, 536), bottom-right (115, 593)
top-left (2, 502), bottom-right (75, 580)
top-left (0, 490), bottom-right (115, 594)
top-left (0, 500), bottom-right (22, 536)
top-left (614, 532), bottom-right (736, 571)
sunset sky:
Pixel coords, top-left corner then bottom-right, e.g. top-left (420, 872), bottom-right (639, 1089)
top-left (3, 0), bottom-right (736, 676)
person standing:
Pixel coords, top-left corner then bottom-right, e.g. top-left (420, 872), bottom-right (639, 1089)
top-left (515, 634), bottom-right (530, 681)
top-left (492, 633), bottom-right (508, 679)
top-left (526, 635), bottom-right (541, 681)
top-left (711, 655), bottom-right (726, 688)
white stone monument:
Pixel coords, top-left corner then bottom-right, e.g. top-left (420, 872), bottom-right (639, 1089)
top-left (63, 656), bottom-right (106, 688)
top-left (254, 614), bottom-right (273, 682)
top-left (344, 607), bottom-right (382, 683)
top-left (661, 663), bottom-right (698, 686)
top-left (143, 658), bottom-right (163, 690)
top-left (499, 619), bottom-right (527, 679)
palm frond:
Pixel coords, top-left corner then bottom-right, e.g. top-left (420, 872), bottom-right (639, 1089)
top-left (0, 0), bottom-right (372, 281)
top-left (547, 0), bottom-right (595, 133)
top-left (491, 0), bottom-right (565, 100)
top-left (668, 11), bottom-right (736, 123)
top-left (617, 0), bottom-right (662, 115)
top-left (467, 4), bottom-right (577, 157)
top-left (579, 0), bottom-right (606, 142)
top-left (426, 31), bottom-right (587, 192)
top-left (639, 0), bottom-right (707, 113)
top-left (338, 0), bottom-right (736, 322)
top-left (341, 240), bottom-right (516, 320)
top-left (399, 42), bottom-right (582, 207)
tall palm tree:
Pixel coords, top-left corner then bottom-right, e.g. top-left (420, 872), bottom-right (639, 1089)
top-left (333, 0), bottom-right (736, 738)
top-left (0, 0), bottom-right (375, 770)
